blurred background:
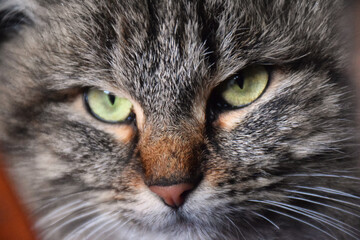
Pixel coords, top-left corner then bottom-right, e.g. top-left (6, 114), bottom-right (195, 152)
top-left (352, 1), bottom-right (360, 169)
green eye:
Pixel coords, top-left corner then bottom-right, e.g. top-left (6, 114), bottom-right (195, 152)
top-left (221, 66), bottom-right (269, 107)
top-left (85, 88), bottom-right (133, 123)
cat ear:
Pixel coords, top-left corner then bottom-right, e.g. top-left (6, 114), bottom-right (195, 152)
top-left (0, 0), bottom-right (33, 44)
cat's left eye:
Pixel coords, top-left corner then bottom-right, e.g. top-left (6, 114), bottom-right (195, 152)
top-left (220, 65), bottom-right (269, 108)
top-left (84, 88), bottom-right (133, 123)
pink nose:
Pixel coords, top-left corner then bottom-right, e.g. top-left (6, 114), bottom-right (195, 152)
top-left (149, 183), bottom-right (194, 208)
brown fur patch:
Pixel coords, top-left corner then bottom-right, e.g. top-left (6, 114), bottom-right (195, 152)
top-left (132, 101), bottom-right (145, 131)
top-left (104, 125), bottom-right (135, 144)
top-left (137, 122), bottom-right (204, 186)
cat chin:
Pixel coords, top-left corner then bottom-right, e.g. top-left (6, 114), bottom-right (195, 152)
top-left (111, 213), bottom-right (245, 240)
top-left (122, 200), bottom-right (248, 239)
top-left (104, 223), bottom-right (237, 240)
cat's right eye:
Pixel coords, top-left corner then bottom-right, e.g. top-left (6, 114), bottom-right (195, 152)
top-left (84, 88), bottom-right (134, 123)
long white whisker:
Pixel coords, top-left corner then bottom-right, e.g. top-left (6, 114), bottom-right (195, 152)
top-left (272, 201), bottom-right (360, 235)
top-left (251, 200), bottom-right (360, 239)
top-left (331, 168), bottom-right (360, 173)
top-left (33, 192), bottom-right (88, 214)
top-left (285, 173), bottom-right (360, 181)
top-left (42, 209), bottom-right (100, 239)
top-left (95, 218), bottom-right (132, 240)
top-left (266, 208), bottom-right (337, 240)
top-left (285, 196), bottom-right (360, 218)
top-left (37, 204), bottom-right (91, 231)
top-left (84, 213), bottom-right (119, 239)
top-left (64, 213), bottom-right (113, 240)
top-left (250, 211), bottom-right (280, 230)
top-left (296, 186), bottom-right (360, 200)
top-left (88, 219), bottom-right (118, 240)
top-left (224, 215), bottom-right (245, 240)
top-left (285, 190), bottom-right (360, 209)
top-left (298, 208), bottom-right (360, 237)
top-left (36, 200), bottom-right (87, 227)
top-left (242, 218), bottom-right (264, 239)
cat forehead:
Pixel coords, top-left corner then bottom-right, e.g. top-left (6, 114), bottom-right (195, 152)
top-left (21, 0), bottom-right (344, 119)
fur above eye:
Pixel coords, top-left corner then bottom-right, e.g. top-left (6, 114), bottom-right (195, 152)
top-left (84, 88), bottom-right (133, 123)
top-left (221, 65), bottom-right (269, 107)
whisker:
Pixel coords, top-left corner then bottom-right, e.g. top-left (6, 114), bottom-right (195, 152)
top-left (32, 191), bottom-right (90, 213)
top-left (251, 200), bottom-right (360, 239)
top-left (275, 201), bottom-right (360, 236)
top-left (63, 212), bottom-right (113, 240)
top-left (224, 215), bottom-right (245, 240)
top-left (36, 200), bottom-right (88, 228)
top-left (38, 204), bottom-right (92, 231)
top-left (94, 218), bottom-right (132, 240)
top-left (242, 218), bottom-right (265, 239)
top-left (266, 208), bottom-right (337, 240)
top-left (298, 209), bottom-right (360, 237)
top-left (42, 209), bottom-right (100, 239)
top-left (285, 190), bottom-right (360, 209)
top-left (331, 168), bottom-right (360, 173)
top-left (250, 211), bottom-right (280, 230)
top-left (296, 186), bottom-right (360, 200)
top-left (285, 196), bottom-right (360, 218)
top-left (87, 218), bottom-right (119, 240)
top-left (285, 173), bottom-right (360, 181)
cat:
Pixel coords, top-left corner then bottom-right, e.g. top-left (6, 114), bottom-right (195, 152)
top-left (0, 0), bottom-right (359, 239)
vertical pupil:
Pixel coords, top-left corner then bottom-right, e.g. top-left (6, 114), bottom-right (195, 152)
top-left (235, 75), bottom-right (244, 89)
top-left (108, 94), bottom-right (116, 105)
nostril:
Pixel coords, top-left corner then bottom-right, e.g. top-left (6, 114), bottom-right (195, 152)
top-left (180, 188), bottom-right (191, 199)
top-left (149, 183), bottom-right (194, 208)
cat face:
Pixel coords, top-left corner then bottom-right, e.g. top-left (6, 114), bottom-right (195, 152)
top-left (0, 0), bottom-right (359, 239)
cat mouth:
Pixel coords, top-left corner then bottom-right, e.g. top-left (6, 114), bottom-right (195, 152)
top-left (131, 193), bottom-right (244, 230)
top-left (137, 205), bottom-right (247, 238)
